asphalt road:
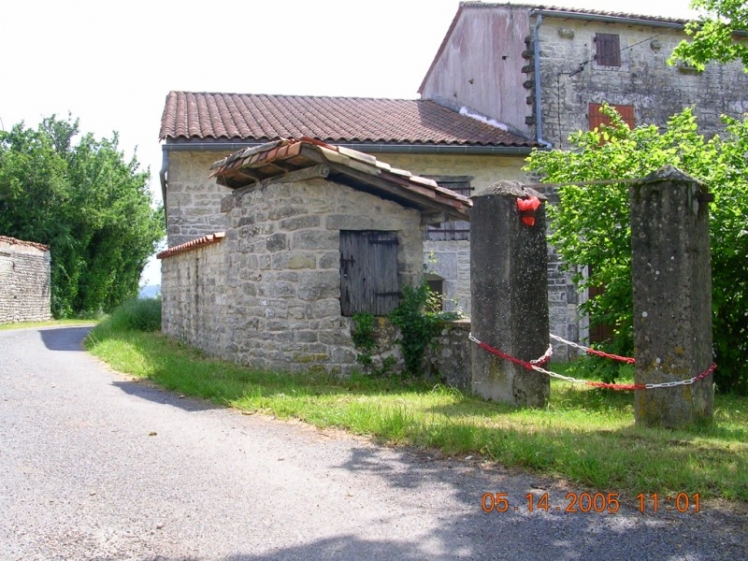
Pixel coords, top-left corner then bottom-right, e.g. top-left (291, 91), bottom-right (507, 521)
top-left (0, 326), bottom-right (745, 560)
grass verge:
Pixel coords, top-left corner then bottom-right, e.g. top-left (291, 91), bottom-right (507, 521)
top-left (85, 324), bottom-right (748, 504)
top-left (0, 319), bottom-right (95, 331)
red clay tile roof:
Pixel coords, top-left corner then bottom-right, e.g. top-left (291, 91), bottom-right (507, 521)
top-left (209, 139), bottom-right (472, 221)
top-left (156, 232), bottom-right (226, 260)
top-left (160, 92), bottom-right (535, 148)
top-left (0, 235), bottom-right (49, 252)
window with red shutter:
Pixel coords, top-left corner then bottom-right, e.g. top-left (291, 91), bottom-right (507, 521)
top-left (595, 33), bottom-right (621, 67)
top-left (589, 103), bottom-right (635, 131)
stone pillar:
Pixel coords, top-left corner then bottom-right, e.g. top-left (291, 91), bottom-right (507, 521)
top-left (470, 181), bottom-right (550, 407)
top-left (630, 166), bottom-right (713, 427)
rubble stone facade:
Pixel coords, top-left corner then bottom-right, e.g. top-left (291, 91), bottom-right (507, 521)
top-left (161, 176), bottom-right (424, 375)
top-left (0, 236), bottom-right (51, 323)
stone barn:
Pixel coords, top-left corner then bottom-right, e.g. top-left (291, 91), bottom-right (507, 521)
top-left (0, 236), bottom-right (52, 323)
top-left (158, 139), bottom-right (471, 375)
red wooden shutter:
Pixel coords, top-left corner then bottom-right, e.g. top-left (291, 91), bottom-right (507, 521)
top-left (589, 103), bottom-right (635, 131)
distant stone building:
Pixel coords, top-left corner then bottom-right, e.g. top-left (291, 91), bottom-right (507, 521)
top-left (420, 2), bottom-right (748, 149)
top-left (0, 236), bottom-right (52, 323)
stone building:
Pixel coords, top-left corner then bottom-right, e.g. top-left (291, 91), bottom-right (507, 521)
top-left (159, 92), bottom-right (537, 317)
top-left (157, 139), bottom-right (472, 375)
top-left (420, 2), bottom-right (748, 149)
top-left (0, 236), bottom-right (52, 323)
top-left (419, 2), bottom-right (748, 345)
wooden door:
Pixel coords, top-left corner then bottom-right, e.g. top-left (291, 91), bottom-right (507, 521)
top-left (340, 231), bottom-right (400, 316)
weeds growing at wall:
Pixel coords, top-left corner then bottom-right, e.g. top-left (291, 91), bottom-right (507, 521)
top-left (390, 284), bottom-right (454, 376)
top-left (91, 297), bottom-right (161, 337)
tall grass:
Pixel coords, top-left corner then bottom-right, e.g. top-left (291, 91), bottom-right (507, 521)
top-left (85, 300), bottom-right (748, 503)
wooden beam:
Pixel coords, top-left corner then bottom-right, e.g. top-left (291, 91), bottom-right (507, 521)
top-left (326, 162), bottom-right (470, 221)
top-left (260, 165), bottom-right (330, 185)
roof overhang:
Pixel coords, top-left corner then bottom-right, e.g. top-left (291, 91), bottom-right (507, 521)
top-left (162, 137), bottom-right (534, 156)
top-left (209, 139), bottom-right (473, 222)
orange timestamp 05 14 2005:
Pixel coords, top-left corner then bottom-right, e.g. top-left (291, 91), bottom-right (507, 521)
top-left (481, 492), bottom-right (702, 514)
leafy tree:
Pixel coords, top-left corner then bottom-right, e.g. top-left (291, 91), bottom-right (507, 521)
top-left (0, 115), bottom-right (164, 317)
top-left (524, 106), bottom-right (748, 394)
top-left (670, 0), bottom-right (748, 70)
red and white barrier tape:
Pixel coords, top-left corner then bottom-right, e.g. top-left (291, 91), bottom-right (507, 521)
top-left (469, 333), bottom-right (716, 391)
top-left (549, 334), bottom-right (635, 364)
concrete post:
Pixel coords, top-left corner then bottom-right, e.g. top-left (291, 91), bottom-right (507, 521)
top-left (630, 166), bottom-right (713, 427)
top-left (470, 181), bottom-right (550, 407)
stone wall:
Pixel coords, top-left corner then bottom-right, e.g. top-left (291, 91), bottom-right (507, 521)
top-left (163, 147), bottom-right (580, 356)
top-left (0, 236), bottom-right (51, 323)
top-left (161, 176), bottom-right (424, 376)
top-left (165, 148), bottom-right (528, 320)
top-left (424, 319), bottom-right (472, 392)
top-left (535, 17), bottom-right (748, 148)
top-left (165, 150), bottom-right (232, 247)
top-left (160, 240), bottom-right (228, 358)
top-left (383, 152), bottom-right (527, 318)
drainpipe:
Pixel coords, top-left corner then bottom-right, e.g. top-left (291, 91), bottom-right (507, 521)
top-left (159, 146), bottom-right (169, 220)
top-left (532, 12), bottom-right (552, 149)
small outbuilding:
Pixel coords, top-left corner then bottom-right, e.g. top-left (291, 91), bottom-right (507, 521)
top-left (158, 139), bottom-right (471, 374)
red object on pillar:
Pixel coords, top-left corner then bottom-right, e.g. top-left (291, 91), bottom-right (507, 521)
top-left (517, 196), bottom-right (542, 226)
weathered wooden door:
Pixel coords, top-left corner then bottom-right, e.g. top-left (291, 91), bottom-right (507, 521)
top-left (340, 231), bottom-right (400, 316)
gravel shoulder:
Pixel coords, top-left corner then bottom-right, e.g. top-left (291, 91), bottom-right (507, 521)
top-left (0, 326), bottom-right (745, 560)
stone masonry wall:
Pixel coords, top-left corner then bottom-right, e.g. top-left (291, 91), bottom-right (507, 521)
top-left (529, 18), bottom-right (748, 353)
top-left (160, 241), bottom-right (228, 358)
top-left (165, 150), bottom-right (232, 247)
top-left (165, 147), bottom-right (582, 359)
top-left (536, 18), bottom-right (748, 149)
top-left (383, 152), bottom-right (528, 318)
top-left (162, 176), bottom-right (424, 376)
top-left (0, 237), bottom-right (51, 323)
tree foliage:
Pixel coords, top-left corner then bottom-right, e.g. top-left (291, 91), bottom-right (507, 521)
top-left (0, 115), bottom-right (164, 317)
top-left (524, 105), bottom-right (748, 394)
top-left (670, 0), bottom-right (748, 70)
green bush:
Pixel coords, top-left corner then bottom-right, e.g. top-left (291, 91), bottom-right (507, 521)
top-left (104, 297), bottom-right (162, 332)
top-left (525, 106), bottom-right (748, 393)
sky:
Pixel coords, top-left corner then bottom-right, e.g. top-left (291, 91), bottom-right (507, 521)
top-left (2, 0), bottom-right (698, 285)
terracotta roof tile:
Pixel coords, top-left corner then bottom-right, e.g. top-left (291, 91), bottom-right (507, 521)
top-left (0, 235), bottom-right (49, 252)
top-left (160, 92), bottom-right (535, 148)
top-left (209, 139), bottom-right (473, 221)
top-left (156, 232), bottom-right (226, 260)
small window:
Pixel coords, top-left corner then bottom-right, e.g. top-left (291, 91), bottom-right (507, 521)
top-left (340, 231), bottom-right (400, 316)
top-left (595, 33), bottom-right (620, 67)
top-left (425, 274), bottom-right (445, 312)
top-left (589, 103), bottom-right (635, 131)
top-left (425, 177), bottom-right (472, 241)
